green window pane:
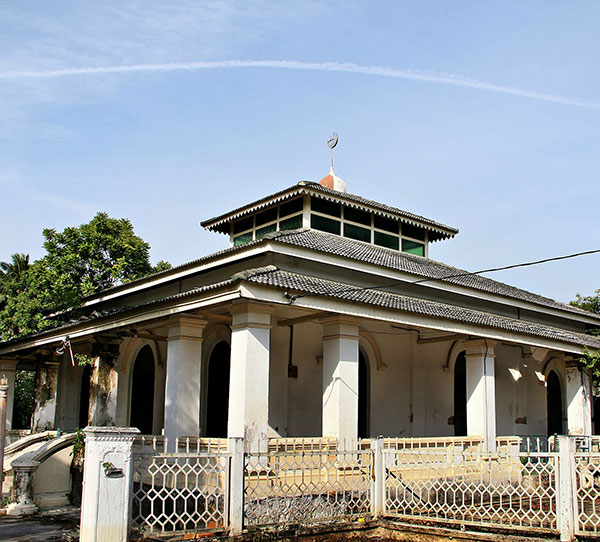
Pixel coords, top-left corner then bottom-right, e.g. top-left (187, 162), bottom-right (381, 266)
top-left (311, 214), bottom-right (340, 234)
top-left (374, 231), bottom-right (399, 250)
top-left (402, 239), bottom-right (425, 256)
top-left (344, 223), bottom-right (371, 242)
top-left (344, 206), bottom-right (371, 226)
top-left (256, 223), bottom-right (276, 239)
top-left (255, 207), bottom-right (277, 227)
top-left (279, 215), bottom-right (302, 231)
top-left (374, 215), bottom-right (398, 234)
top-left (233, 232), bottom-right (253, 246)
top-left (233, 216), bottom-right (253, 234)
top-left (311, 197), bottom-right (341, 217)
top-left (402, 223), bottom-right (426, 241)
top-left (279, 197), bottom-right (303, 218)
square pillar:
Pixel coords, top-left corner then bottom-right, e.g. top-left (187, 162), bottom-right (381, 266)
top-left (32, 361), bottom-right (60, 431)
top-left (227, 302), bottom-right (272, 451)
top-left (0, 358), bottom-right (17, 432)
top-left (164, 317), bottom-right (207, 444)
top-left (80, 426), bottom-right (139, 542)
top-left (566, 364), bottom-right (592, 437)
top-left (464, 339), bottom-right (497, 451)
top-left (89, 338), bottom-right (122, 427)
top-left (321, 316), bottom-right (360, 449)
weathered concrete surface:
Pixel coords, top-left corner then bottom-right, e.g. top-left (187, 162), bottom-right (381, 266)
top-left (0, 507), bottom-right (79, 541)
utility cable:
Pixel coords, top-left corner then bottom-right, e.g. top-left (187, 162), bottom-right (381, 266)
top-left (285, 248), bottom-right (600, 303)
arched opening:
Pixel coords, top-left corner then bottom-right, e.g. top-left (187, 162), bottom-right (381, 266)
top-left (454, 351), bottom-right (467, 436)
top-left (547, 370), bottom-right (564, 435)
top-left (358, 350), bottom-right (370, 438)
top-left (206, 341), bottom-right (231, 438)
top-left (79, 364), bottom-right (92, 428)
top-left (130, 345), bottom-right (156, 435)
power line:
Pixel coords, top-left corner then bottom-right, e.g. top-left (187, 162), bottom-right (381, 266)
top-left (287, 248), bottom-right (600, 303)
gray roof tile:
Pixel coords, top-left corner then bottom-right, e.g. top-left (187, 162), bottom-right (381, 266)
top-left (241, 266), bottom-right (600, 350)
top-left (265, 228), bottom-right (600, 322)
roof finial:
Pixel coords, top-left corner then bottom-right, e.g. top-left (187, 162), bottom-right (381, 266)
top-left (327, 132), bottom-right (338, 170)
top-left (320, 132), bottom-right (346, 192)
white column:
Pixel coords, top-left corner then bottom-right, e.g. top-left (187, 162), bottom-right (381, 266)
top-left (0, 358), bottom-right (17, 432)
top-left (88, 338), bottom-right (122, 427)
top-left (566, 364), bottom-right (592, 437)
top-left (32, 362), bottom-right (59, 431)
top-left (227, 302), bottom-right (272, 451)
top-left (164, 317), bottom-right (207, 444)
top-left (321, 316), bottom-right (359, 449)
top-left (80, 426), bottom-right (139, 542)
top-left (465, 339), bottom-right (497, 451)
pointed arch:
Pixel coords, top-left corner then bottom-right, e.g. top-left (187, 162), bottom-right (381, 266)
top-left (130, 344), bottom-right (156, 435)
top-left (454, 350), bottom-right (467, 436)
top-left (358, 348), bottom-right (371, 438)
top-left (547, 370), bottom-right (564, 435)
top-left (206, 340), bottom-right (231, 438)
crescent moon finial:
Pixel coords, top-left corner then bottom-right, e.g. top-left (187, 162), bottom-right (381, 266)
top-left (327, 132), bottom-right (339, 149)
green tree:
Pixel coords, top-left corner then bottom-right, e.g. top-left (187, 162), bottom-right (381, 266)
top-left (1, 214), bottom-right (171, 428)
top-left (571, 289), bottom-right (600, 390)
top-left (571, 289), bottom-right (600, 316)
top-left (0, 212), bottom-right (171, 341)
top-left (0, 253), bottom-right (30, 284)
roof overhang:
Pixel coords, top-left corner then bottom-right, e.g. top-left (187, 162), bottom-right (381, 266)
top-left (200, 181), bottom-right (459, 242)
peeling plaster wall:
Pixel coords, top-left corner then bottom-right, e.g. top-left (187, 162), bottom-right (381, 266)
top-left (89, 358), bottom-right (118, 426)
top-left (32, 363), bottom-right (59, 431)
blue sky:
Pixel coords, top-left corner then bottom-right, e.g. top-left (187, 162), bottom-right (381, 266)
top-left (1, 1), bottom-right (599, 303)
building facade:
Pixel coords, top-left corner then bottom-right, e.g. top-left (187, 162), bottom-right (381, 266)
top-left (1, 169), bottom-right (599, 453)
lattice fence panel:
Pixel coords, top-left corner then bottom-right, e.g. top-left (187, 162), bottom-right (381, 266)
top-left (576, 453), bottom-right (600, 534)
top-left (244, 444), bottom-right (372, 526)
top-left (131, 438), bottom-right (231, 534)
top-left (384, 445), bottom-right (557, 531)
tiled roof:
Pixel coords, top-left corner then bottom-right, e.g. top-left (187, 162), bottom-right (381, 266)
top-left (265, 228), bottom-right (600, 322)
top-left (201, 181), bottom-right (459, 241)
top-left (239, 265), bottom-right (600, 350)
top-left (0, 279), bottom-right (236, 349)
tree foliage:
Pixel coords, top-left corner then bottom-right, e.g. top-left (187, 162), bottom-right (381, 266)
top-left (0, 212), bottom-right (171, 341)
top-left (571, 289), bottom-right (600, 389)
top-left (571, 289), bottom-right (600, 316)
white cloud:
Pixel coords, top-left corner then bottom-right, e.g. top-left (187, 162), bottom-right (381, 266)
top-left (1, 59), bottom-right (598, 110)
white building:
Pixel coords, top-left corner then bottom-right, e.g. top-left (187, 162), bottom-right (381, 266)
top-left (1, 167), bottom-right (599, 453)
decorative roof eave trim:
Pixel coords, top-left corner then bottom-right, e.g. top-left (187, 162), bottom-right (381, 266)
top-left (0, 281), bottom-right (241, 355)
top-left (201, 183), bottom-right (458, 240)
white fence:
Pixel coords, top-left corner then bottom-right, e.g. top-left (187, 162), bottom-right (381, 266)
top-left (245, 438), bottom-right (371, 526)
top-left (80, 430), bottom-right (600, 542)
top-left (131, 437), bottom-right (230, 535)
top-left (382, 437), bottom-right (557, 532)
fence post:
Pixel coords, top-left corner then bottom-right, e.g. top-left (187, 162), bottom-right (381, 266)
top-left (229, 437), bottom-right (245, 535)
top-left (557, 435), bottom-right (577, 542)
top-left (80, 426), bottom-right (140, 542)
top-left (371, 437), bottom-right (385, 517)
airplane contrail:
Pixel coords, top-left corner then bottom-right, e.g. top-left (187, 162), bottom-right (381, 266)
top-left (1, 59), bottom-right (598, 110)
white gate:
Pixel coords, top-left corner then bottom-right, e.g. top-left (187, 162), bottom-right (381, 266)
top-left (131, 437), bottom-right (231, 535)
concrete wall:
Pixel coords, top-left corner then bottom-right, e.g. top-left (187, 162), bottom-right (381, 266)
top-left (33, 446), bottom-right (72, 508)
